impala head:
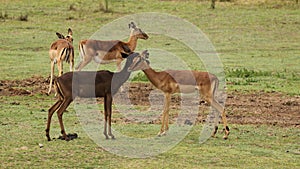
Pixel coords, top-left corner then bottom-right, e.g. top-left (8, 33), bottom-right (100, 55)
top-left (56, 28), bottom-right (73, 43)
top-left (128, 50), bottom-right (150, 72)
top-left (128, 22), bottom-right (149, 40)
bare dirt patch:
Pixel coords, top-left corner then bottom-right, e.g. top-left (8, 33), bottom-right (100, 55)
top-left (1, 76), bottom-right (299, 127)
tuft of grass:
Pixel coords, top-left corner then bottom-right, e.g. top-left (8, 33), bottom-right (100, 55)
top-left (69, 4), bottom-right (77, 11)
top-left (0, 11), bottom-right (9, 21)
top-left (226, 68), bottom-right (271, 78)
top-left (18, 13), bottom-right (28, 21)
top-left (131, 72), bottom-right (149, 82)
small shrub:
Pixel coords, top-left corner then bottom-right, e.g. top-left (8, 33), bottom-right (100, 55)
top-left (96, 0), bottom-right (112, 13)
top-left (18, 13), bottom-right (28, 21)
top-left (66, 16), bottom-right (75, 20)
top-left (0, 11), bottom-right (9, 21)
top-left (69, 4), bottom-right (77, 11)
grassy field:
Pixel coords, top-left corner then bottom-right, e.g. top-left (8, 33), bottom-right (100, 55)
top-left (1, 0), bottom-right (299, 168)
top-left (0, 95), bottom-right (299, 168)
top-left (1, 0), bottom-right (299, 94)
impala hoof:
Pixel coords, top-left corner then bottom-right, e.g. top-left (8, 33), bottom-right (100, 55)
top-left (157, 131), bottom-right (167, 137)
top-left (223, 131), bottom-right (229, 140)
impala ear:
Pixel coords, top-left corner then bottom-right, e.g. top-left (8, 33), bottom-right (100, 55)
top-left (129, 21), bottom-right (137, 29)
top-left (141, 50), bottom-right (149, 59)
top-left (56, 32), bottom-right (65, 39)
top-left (68, 28), bottom-right (73, 36)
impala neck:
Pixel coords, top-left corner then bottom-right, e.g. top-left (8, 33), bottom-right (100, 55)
top-left (111, 59), bottom-right (132, 94)
top-left (127, 32), bottom-right (138, 51)
top-left (142, 66), bottom-right (161, 88)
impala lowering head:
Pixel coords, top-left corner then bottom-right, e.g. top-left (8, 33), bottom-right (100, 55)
top-left (56, 28), bottom-right (73, 43)
top-left (129, 22), bottom-right (149, 40)
top-left (128, 50), bottom-right (150, 71)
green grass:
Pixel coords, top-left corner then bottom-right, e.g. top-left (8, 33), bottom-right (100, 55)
top-left (0, 95), bottom-right (299, 168)
top-left (0, 0), bottom-right (299, 94)
top-left (1, 0), bottom-right (300, 168)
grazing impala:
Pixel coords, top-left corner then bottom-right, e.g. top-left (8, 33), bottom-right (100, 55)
top-left (128, 50), bottom-right (230, 139)
top-left (48, 28), bottom-right (74, 95)
top-left (75, 22), bottom-right (148, 71)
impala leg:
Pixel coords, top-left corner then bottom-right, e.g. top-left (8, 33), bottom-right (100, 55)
top-left (75, 60), bottom-right (82, 71)
top-left (75, 57), bottom-right (92, 71)
top-left (70, 49), bottom-right (74, 72)
top-left (211, 114), bottom-right (219, 138)
top-left (48, 61), bottom-right (55, 95)
top-left (56, 98), bottom-right (72, 141)
top-left (116, 59), bottom-right (125, 92)
top-left (209, 97), bottom-right (219, 138)
top-left (58, 61), bottom-right (63, 76)
top-left (204, 97), bottom-right (218, 138)
top-left (164, 93), bottom-right (171, 132)
top-left (211, 111), bottom-right (219, 138)
top-left (221, 109), bottom-right (229, 138)
top-left (103, 95), bottom-right (109, 139)
top-left (211, 99), bottom-right (229, 139)
top-left (69, 59), bottom-right (74, 72)
top-left (106, 94), bottom-right (115, 139)
top-left (158, 112), bottom-right (166, 136)
top-left (158, 93), bottom-right (171, 136)
top-left (46, 99), bottom-right (62, 141)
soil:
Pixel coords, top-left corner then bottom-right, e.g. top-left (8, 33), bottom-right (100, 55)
top-left (0, 76), bottom-right (299, 128)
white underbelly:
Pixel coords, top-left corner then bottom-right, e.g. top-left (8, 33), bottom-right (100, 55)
top-left (178, 85), bottom-right (197, 93)
top-left (94, 56), bottom-right (117, 64)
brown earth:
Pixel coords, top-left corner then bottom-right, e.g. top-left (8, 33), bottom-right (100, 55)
top-left (0, 76), bottom-right (299, 127)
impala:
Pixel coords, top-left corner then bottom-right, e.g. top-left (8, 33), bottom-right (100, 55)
top-left (128, 50), bottom-right (230, 139)
top-left (46, 52), bottom-right (142, 141)
top-left (75, 22), bottom-right (148, 71)
top-left (48, 28), bottom-right (74, 95)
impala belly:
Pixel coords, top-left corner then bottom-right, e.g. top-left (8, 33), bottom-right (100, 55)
top-left (177, 84), bottom-right (197, 93)
top-left (93, 51), bottom-right (118, 64)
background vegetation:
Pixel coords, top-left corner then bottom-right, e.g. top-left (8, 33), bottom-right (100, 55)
top-left (0, 0), bottom-right (299, 94)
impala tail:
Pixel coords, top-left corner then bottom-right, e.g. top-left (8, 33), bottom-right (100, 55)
top-left (59, 47), bottom-right (71, 63)
top-left (76, 40), bottom-right (87, 70)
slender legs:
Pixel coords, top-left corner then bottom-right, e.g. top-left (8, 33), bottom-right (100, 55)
top-left (69, 59), bottom-right (74, 72)
top-left (57, 61), bottom-right (63, 76)
top-left (46, 93), bottom-right (117, 141)
top-left (75, 57), bottom-right (92, 71)
top-left (201, 79), bottom-right (230, 139)
top-left (46, 99), bottom-right (62, 141)
top-left (48, 59), bottom-right (73, 95)
top-left (156, 91), bottom-right (229, 139)
top-left (48, 61), bottom-right (55, 95)
top-left (56, 98), bottom-right (73, 141)
top-left (158, 93), bottom-right (171, 136)
top-left (45, 97), bottom-right (73, 141)
top-left (210, 99), bottom-right (229, 139)
top-left (103, 94), bottom-right (114, 139)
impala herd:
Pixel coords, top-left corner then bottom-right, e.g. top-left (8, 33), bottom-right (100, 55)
top-left (46, 22), bottom-right (230, 141)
